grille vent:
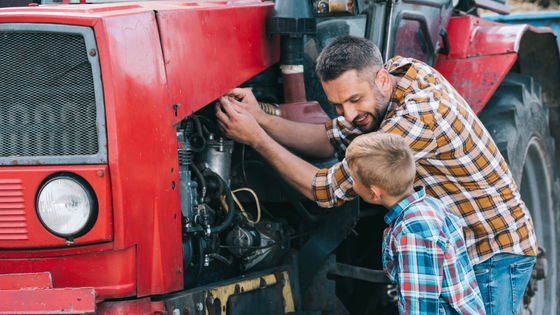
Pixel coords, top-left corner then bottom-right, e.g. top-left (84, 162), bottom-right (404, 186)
top-left (0, 31), bottom-right (98, 157)
top-left (0, 179), bottom-right (28, 241)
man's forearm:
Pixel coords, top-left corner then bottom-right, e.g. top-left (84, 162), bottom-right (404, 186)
top-left (251, 131), bottom-right (319, 200)
top-left (257, 113), bottom-right (335, 159)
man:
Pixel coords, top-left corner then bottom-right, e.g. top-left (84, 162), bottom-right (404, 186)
top-left (216, 35), bottom-right (537, 314)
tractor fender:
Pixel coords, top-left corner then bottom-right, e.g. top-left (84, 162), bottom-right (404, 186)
top-left (434, 15), bottom-right (560, 114)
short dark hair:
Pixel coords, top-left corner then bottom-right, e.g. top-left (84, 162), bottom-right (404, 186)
top-left (315, 35), bottom-right (384, 82)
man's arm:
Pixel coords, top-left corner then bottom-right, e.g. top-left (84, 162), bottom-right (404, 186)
top-left (216, 96), bottom-right (318, 199)
top-left (225, 88), bottom-right (334, 158)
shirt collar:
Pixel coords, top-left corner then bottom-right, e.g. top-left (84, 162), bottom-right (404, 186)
top-left (384, 186), bottom-right (426, 225)
top-left (384, 56), bottom-right (417, 116)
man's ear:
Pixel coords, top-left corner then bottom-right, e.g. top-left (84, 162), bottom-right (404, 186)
top-left (374, 69), bottom-right (391, 96)
top-left (369, 185), bottom-right (384, 203)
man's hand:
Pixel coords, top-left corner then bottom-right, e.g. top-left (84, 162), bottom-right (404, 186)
top-left (216, 94), bottom-right (320, 201)
top-left (216, 95), bottom-right (268, 147)
top-left (224, 88), bottom-right (265, 123)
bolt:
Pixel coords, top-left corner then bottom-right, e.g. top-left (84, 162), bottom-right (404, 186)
top-left (96, 170), bottom-right (105, 177)
top-left (89, 48), bottom-right (97, 57)
top-left (196, 302), bottom-right (204, 311)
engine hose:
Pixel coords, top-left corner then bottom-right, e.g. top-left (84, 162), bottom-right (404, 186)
top-left (208, 174), bottom-right (235, 233)
top-left (186, 173), bottom-right (235, 234)
top-left (190, 164), bottom-right (206, 204)
top-left (202, 168), bottom-right (224, 197)
top-left (188, 115), bottom-right (207, 153)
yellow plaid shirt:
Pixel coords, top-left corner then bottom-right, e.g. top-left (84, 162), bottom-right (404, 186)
top-left (312, 56), bottom-right (537, 264)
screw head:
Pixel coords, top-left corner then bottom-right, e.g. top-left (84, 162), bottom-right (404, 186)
top-left (196, 302), bottom-right (204, 311)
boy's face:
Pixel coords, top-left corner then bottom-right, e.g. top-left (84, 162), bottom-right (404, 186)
top-left (349, 167), bottom-right (377, 204)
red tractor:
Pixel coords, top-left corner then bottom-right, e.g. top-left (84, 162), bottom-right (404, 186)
top-left (0, 0), bottom-right (558, 314)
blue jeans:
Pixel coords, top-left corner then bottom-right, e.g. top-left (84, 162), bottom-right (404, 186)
top-left (473, 253), bottom-right (536, 315)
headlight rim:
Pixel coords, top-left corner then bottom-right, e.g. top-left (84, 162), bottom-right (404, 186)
top-left (35, 172), bottom-right (99, 240)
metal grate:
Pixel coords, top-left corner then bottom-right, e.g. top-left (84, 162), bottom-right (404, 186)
top-left (0, 179), bottom-right (28, 241)
top-left (0, 31), bottom-right (98, 157)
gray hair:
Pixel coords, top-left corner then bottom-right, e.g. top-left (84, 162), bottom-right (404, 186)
top-left (316, 35), bottom-right (384, 82)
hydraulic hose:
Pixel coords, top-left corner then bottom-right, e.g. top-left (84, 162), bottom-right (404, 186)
top-left (186, 171), bottom-right (235, 234)
top-left (190, 164), bottom-right (206, 204)
top-left (208, 173), bottom-right (235, 233)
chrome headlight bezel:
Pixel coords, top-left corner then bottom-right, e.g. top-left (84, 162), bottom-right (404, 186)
top-left (35, 173), bottom-right (98, 239)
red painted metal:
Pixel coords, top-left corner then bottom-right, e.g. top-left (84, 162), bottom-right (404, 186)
top-left (97, 298), bottom-right (165, 315)
top-left (1, 246), bottom-right (136, 300)
top-left (0, 166), bottom-right (112, 248)
top-left (435, 54), bottom-right (517, 114)
top-left (96, 10), bottom-right (183, 298)
top-left (0, 272), bottom-right (52, 290)
top-left (0, 287), bottom-right (96, 314)
top-left (435, 16), bottom-right (557, 113)
top-left (0, 0), bottom-right (277, 301)
top-left (0, 272), bottom-right (96, 314)
top-left (155, 1), bottom-right (278, 122)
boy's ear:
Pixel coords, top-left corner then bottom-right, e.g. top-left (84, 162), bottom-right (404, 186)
top-left (369, 185), bottom-right (384, 202)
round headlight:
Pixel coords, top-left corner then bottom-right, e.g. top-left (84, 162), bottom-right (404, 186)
top-left (36, 175), bottom-right (96, 238)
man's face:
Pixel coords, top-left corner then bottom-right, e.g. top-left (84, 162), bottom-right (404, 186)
top-left (321, 69), bottom-right (390, 132)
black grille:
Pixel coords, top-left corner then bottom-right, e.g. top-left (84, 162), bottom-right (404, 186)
top-left (0, 31), bottom-right (98, 157)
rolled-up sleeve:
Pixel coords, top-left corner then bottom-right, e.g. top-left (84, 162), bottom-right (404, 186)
top-left (312, 159), bottom-right (357, 208)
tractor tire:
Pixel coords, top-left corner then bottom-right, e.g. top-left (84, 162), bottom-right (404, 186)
top-left (477, 73), bottom-right (559, 315)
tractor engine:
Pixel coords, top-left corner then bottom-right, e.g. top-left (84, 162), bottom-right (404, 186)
top-left (176, 114), bottom-right (292, 287)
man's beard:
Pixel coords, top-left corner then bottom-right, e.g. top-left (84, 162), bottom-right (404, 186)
top-left (353, 90), bottom-right (390, 132)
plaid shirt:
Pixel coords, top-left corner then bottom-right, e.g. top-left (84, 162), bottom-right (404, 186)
top-left (312, 56), bottom-right (537, 264)
top-left (383, 186), bottom-right (485, 314)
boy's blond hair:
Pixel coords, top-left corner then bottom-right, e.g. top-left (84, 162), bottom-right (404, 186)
top-left (346, 133), bottom-right (416, 197)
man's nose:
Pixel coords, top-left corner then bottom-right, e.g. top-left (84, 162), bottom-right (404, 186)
top-left (343, 103), bottom-right (358, 122)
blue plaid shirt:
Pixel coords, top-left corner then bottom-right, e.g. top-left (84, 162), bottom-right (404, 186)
top-left (383, 186), bottom-right (485, 314)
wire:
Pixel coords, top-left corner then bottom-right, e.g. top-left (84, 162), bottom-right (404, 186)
top-left (220, 187), bottom-right (262, 225)
top-left (232, 188), bottom-right (261, 225)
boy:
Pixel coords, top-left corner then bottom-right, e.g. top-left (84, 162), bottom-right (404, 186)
top-left (345, 132), bottom-right (485, 314)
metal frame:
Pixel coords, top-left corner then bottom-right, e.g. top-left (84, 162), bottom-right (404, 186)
top-left (0, 23), bottom-right (107, 166)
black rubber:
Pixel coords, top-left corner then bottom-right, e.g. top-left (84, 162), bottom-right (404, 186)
top-left (477, 72), bottom-right (559, 315)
